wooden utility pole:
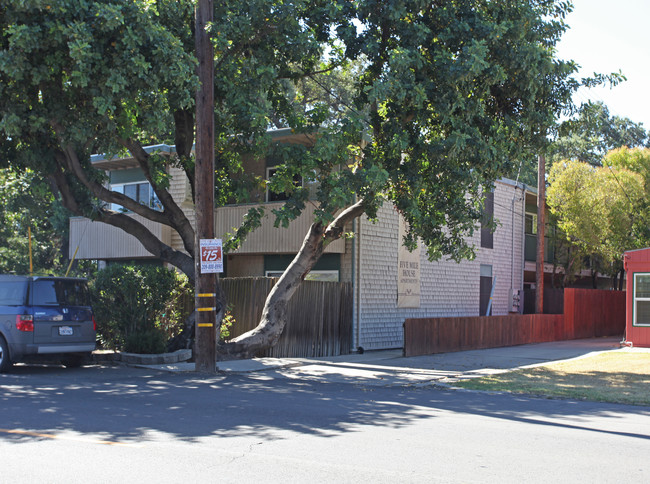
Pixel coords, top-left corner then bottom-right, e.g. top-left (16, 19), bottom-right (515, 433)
top-left (536, 154), bottom-right (545, 315)
top-left (194, 0), bottom-right (217, 372)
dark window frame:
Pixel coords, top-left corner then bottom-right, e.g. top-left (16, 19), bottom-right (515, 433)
top-left (480, 190), bottom-right (494, 249)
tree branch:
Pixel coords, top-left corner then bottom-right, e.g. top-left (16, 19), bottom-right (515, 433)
top-left (48, 123), bottom-right (173, 225)
top-left (48, 156), bottom-right (196, 280)
top-left (217, 199), bottom-right (367, 359)
top-left (120, 137), bottom-right (196, 257)
top-left (93, 210), bottom-right (195, 281)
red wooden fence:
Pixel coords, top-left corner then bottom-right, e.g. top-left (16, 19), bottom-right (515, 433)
top-left (562, 288), bottom-right (625, 340)
top-left (404, 289), bottom-right (625, 357)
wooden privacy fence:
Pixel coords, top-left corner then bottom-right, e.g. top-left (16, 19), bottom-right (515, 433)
top-left (562, 288), bottom-right (626, 340)
top-left (404, 314), bottom-right (563, 357)
top-left (404, 288), bottom-right (625, 357)
top-left (220, 277), bottom-right (353, 358)
top-left (523, 288), bottom-right (564, 314)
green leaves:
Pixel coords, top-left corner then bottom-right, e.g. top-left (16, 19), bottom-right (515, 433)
top-left (551, 101), bottom-right (648, 166)
top-left (0, 167), bottom-right (67, 275)
top-left (339, 0), bottom-right (581, 261)
top-left (0, 0), bottom-right (589, 275)
top-left (547, 156), bottom-right (647, 276)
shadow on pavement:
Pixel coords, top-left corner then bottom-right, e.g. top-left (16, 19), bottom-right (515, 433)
top-left (1, 357), bottom-right (649, 446)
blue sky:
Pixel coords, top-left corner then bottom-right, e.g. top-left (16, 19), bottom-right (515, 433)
top-left (555, 0), bottom-right (650, 128)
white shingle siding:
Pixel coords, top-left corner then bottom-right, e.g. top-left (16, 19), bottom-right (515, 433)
top-left (168, 166), bottom-right (195, 255)
top-left (354, 179), bottom-right (526, 350)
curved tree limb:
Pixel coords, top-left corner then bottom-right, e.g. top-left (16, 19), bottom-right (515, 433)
top-left (120, 137), bottom-right (196, 257)
top-left (217, 199), bottom-right (366, 359)
top-left (50, 120), bottom-right (197, 259)
top-left (92, 210), bottom-right (195, 281)
top-left (49, 162), bottom-right (196, 280)
top-left (54, 141), bottom-right (173, 225)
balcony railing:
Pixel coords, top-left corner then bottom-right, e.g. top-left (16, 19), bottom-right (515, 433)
top-left (215, 202), bottom-right (345, 254)
top-left (69, 202), bottom-right (345, 260)
top-left (69, 214), bottom-right (171, 260)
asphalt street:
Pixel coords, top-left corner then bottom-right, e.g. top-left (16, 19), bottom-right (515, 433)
top-left (1, 350), bottom-right (649, 483)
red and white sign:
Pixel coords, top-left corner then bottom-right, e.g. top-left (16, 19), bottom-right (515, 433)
top-left (200, 239), bottom-right (223, 274)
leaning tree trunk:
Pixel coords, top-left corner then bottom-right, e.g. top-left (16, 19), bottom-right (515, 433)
top-left (216, 200), bottom-right (366, 360)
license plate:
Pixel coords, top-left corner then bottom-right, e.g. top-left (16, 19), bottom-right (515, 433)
top-left (59, 326), bottom-right (73, 336)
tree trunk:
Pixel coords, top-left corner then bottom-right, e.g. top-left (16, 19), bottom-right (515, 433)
top-left (217, 200), bottom-right (366, 360)
top-left (216, 221), bottom-right (326, 360)
top-left (618, 268), bottom-right (625, 291)
top-left (591, 270), bottom-right (597, 289)
top-left (47, 137), bottom-right (197, 281)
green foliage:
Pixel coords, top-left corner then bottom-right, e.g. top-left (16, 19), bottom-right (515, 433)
top-left (124, 329), bottom-right (167, 355)
top-left (604, 147), bottom-right (650, 193)
top-left (1, 0), bottom-right (588, 279)
top-left (319, 0), bottom-right (583, 262)
top-left (91, 264), bottom-right (189, 353)
top-left (220, 306), bottom-right (235, 341)
top-left (0, 167), bottom-right (65, 274)
top-left (547, 158), bottom-right (646, 277)
top-left (550, 101), bottom-right (649, 166)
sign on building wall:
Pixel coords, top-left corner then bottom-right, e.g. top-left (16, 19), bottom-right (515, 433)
top-left (397, 216), bottom-right (421, 308)
top-left (200, 238), bottom-right (223, 274)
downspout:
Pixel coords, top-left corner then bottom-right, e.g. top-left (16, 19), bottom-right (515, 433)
top-left (351, 217), bottom-right (356, 351)
top-left (355, 216), bottom-right (362, 351)
top-left (510, 163), bottom-right (524, 314)
top-left (521, 189), bottom-right (527, 312)
top-left (510, 188), bottom-right (516, 310)
top-left (510, 184), bottom-right (525, 313)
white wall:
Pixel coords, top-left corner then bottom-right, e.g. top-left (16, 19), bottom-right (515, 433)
top-left (354, 179), bottom-right (526, 350)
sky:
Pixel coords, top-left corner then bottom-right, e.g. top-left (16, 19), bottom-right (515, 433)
top-left (555, 0), bottom-right (650, 128)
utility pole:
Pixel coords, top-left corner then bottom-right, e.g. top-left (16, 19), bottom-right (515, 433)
top-left (194, 0), bottom-right (217, 372)
top-left (536, 154), bottom-right (545, 315)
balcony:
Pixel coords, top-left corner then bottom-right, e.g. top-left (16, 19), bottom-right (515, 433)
top-left (69, 202), bottom-right (345, 261)
top-left (215, 202), bottom-right (345, 254)
top-left (69, 215), bottom-right (172, 260)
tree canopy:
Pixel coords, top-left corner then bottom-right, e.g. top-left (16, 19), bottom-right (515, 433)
top-left (547, 149), bottom-right (650, 284)
top-left (549, 101), bottom-right (648, 166)
top-left (1, 0), bottom-right (588, 356)
top-left (0, 167), bottom-right (63, 274)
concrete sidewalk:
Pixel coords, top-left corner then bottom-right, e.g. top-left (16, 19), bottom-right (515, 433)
top-left (135, 337), bottom-right (629, 387)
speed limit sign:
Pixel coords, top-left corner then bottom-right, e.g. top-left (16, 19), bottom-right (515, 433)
top-left (199, 239), bottom-right (223, 274)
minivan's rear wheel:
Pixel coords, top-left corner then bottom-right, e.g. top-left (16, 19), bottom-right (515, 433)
top-left (0, 336), bottom-right (12, 373)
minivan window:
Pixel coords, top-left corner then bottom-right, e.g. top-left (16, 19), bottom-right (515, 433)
top-left (0, 281), bottom-right (28, 306)
top-left (32, 280), bottom-right (90, 306)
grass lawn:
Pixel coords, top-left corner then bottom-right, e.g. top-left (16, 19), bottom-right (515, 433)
top-left (454, 351), bottom-right (650, 406)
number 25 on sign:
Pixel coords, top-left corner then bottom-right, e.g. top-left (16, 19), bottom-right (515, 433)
top-left (199, 239), bottom-right (223, 274)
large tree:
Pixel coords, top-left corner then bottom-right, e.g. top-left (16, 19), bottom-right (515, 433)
top-left (547, 157), bottom-right (647, 287)
top-left (549, 101), bottom-right (648, 166)
top-left (0, 167), bottom-right (64, 274)
top-left (2, 0), bottom-right (586, 358)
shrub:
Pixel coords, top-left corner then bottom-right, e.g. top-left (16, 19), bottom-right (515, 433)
top-left (124, 329), bottom-right (168, 355)
top-left (220, 305), bottom-right (235, 341)
top-left (91, 264), bottom-right (190, 353)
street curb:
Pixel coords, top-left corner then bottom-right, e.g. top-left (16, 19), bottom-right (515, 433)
top-left (93, 349), bottom-right (192, 365)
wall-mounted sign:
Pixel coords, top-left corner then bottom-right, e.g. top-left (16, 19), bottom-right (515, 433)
top-left (200, 239), bottom-right (223, 274)
top-left (397, 216), bottom-right (421, 308)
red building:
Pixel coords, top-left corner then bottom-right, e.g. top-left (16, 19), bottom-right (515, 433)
top-left (623, 248), bottom-right (650, 347)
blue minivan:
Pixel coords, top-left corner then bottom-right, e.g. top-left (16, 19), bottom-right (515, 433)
top-left (0, 275), bottom-right (96, 372)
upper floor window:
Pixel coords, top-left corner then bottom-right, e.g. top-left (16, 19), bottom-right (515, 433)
top-left (480, 190), bottom-right (494, 249)
top-left (110, 182), bottom-right (162, 212)
top-left (525, 212), bottom-right (538, 235)
top-left (265, 166), bottom-right (303, 202)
